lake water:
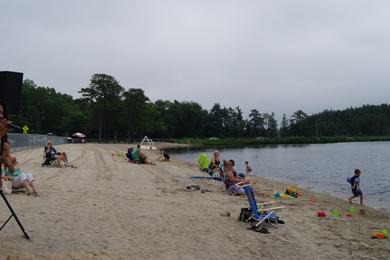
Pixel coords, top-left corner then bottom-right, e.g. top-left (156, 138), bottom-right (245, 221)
top-left (171, 142), bottom-right (390, 212)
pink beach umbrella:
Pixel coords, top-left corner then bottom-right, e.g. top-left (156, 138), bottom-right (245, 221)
top-left (72, 132), bottom-right (86, 138)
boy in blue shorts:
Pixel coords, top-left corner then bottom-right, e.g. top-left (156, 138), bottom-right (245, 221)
top-left (348, 169), bottom-right (364, 205)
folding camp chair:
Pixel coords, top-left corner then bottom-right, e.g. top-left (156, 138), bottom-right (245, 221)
top-left (217, 165), bottom-right (233, 191)
top-left (41, 146), bottom-right (59, 167)
top-left (194, 153), bottom-right (223, 180)
top-left (219, 167), bottom-right (246, 195)
top-left (239, 183), bottom-right (284, 233)
top-left (197, 153), bottom-right (212, 175)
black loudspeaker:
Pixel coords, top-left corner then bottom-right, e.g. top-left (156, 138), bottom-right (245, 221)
top-left (0, 71), bottom-right (23, 115)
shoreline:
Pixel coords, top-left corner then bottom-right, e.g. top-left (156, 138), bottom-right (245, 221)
top-left (163, 136), bottom-right (390, 150)
top-left (1, 143), bottom-right (389, 259)
top-left (167, 143), bottom-right (390, 214)
top-left (173, 156), bottom-right (389, 213)
top-left (167, 150), bottom-right (389, 216)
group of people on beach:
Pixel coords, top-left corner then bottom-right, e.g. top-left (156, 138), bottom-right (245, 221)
top-left (207, 150), bottom-right (253, 195)
top-left (0, 101), bottom-right (38, 195)
top-left (1, 138), bottom-right (71, 195)
top-left (126, 144), bottom-right (170, 165)
top-left (207, 149), bottom-right (364, 205)
top-left (0, 99), bottom-right (75, 196)
top-left (0, 91), bottom-right (364, 205)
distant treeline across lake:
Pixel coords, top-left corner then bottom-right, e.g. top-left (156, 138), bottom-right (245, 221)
top-left (16, 75), bottom-right (390, 142)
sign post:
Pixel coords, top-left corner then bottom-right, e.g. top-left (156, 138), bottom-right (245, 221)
top-left (22, 125), bottom-right (29, 134)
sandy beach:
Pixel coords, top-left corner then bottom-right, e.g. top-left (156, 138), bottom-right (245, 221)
top-left (0, 143), bottom-right (389, 260)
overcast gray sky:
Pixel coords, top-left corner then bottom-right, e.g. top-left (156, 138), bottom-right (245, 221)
top-left (1, 0), bottom-right (390, 118)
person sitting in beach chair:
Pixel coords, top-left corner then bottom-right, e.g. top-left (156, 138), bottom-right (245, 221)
top-left (208, 150), bottom-right (221, 177)
top-left (43, 141), bottom-right (70, 167)
top-left (192, 153), bottom-right (224, 181)
top-left (223, 160), bottom-right (249, 195)
top-left (229, 159), bottom-right (246, 178)
top-left (42, 145), bottom-right (59, 166)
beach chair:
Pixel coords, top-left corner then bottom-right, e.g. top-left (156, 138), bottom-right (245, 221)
top-left (219, 165), bottom-right (232, 190)
top-left (195, 153), bottom-right (222, 180)
top-left (191, 165), bottom-right (223, 181)
top-left (219, 167), bottom-right (246, 195)
top-left (191, 160), bottom-right (225, 182)
top-left (41, 146), bottom-right (59, 167)
top-left (197, 153), bottom-right (211, 174)
top-left (239, 184), bottom-right (284, 233)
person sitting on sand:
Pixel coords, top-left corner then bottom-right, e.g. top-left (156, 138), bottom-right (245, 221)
top-left (45, 141), bottom-right (70, 167)
top-left (132, 144), bottom-right (154, 165)
top-left (3, 157), bottom-right (38, 196)
top-left (157, 149), bottom-right (170, 161)
top-left (348, 169), bottom-right (364, 205)
top-left (224, 160), bottom-right (250, 195)
top-left (126, 147), bottom-right (134, 162)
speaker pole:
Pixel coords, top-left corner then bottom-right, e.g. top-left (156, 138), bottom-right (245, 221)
top-left (0, 189), bottom-right (30, 239)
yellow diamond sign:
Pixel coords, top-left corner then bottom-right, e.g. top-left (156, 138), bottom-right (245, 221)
top-left (22, 125), bottom-right (29, 134)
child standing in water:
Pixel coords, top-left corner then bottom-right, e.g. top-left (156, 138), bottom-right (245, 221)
top-left (348, 169), bottom-right (364, 205)
top-left (245, 161), bottom-right (252, 175)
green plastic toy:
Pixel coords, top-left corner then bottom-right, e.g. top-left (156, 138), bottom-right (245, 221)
top-left (380, 228), bottom-right (388, 239)
top-left (330, 208), bottom-right (341, 218)
top-left (347, 207), bottom-right (358, 215)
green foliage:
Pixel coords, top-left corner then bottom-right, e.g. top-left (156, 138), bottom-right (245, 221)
top-left (285, 105), bottom-right (390, 137)
top-left (153, 100), bottom-right (210, 138)
top-left (121, 88), bottom-right (150, 139)
top-left (17, 80), bottom-right (86, 134)
top-left (265, 112), bottom-right (278, 137)
top-left (16, 74), bottom-right (390, 144)
top-left (280, 113), bottom-right (289, 137)
top-left (247, 109), bottom-right (264, 137)
top-left (209, 104), bottom-right (246, 138)
top-left (79, 74), bottom-right (124, 139)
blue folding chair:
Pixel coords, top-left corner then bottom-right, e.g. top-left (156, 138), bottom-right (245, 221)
top-left (243, 185), bottom-right (275, 223)
top-left (240, 184), bottom-right (284, 233)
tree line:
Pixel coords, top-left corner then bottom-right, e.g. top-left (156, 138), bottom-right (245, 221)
top-left (13, 74), bottom-right (390, 140)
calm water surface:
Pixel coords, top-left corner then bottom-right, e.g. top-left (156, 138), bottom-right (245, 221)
top-left (171, 142), bottom-right (390, 212)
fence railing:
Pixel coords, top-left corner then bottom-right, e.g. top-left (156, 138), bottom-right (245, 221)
top-left (7, 134), bottom-right (67, 153)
